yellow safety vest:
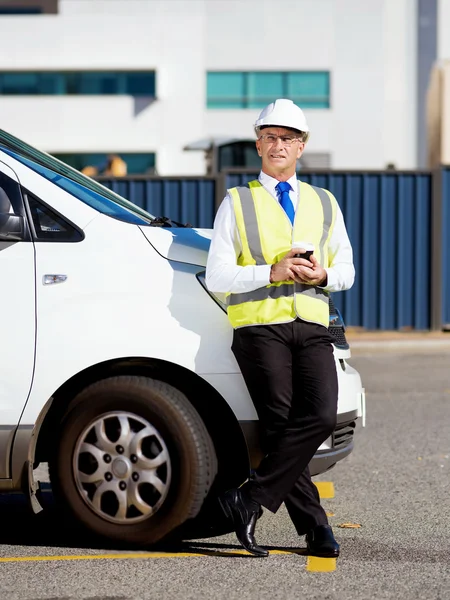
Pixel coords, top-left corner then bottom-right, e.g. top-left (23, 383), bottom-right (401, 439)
top-left (227, 180), bottom-right (337, 329)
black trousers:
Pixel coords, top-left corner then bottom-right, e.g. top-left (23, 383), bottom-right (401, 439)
top-left (231, 318), bottom-right (338, 535)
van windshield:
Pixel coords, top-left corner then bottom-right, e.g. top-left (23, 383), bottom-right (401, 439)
top-left (0, 128), bottom-right (156, 225)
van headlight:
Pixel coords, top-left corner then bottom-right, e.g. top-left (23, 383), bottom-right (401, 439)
top-left (196, 270), bottom-right (227, 313)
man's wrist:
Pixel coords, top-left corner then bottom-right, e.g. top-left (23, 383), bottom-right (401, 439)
top-left (317, 270), bottom-right (328, 288)
top-left (269, 265), bottom-right (275, 284)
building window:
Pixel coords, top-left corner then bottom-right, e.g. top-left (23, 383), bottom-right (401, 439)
top-left (0, 7), bottom-right (42, 13)
top-left (52, 153), bottom-right (157, 176)
top-left (0, 71), bottom-right (156, 96)
top-left (218, 142), bottom-right (261, 172)
top-left (0, 0), bottom-right (58, 14)
top-left (207, 71), bottom-right (330, 109)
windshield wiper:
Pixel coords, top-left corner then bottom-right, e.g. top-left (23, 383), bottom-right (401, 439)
top-left (150, 216), bottom-right (193, 228)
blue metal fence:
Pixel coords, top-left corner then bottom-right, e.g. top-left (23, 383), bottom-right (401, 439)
top-left (100, 177), bottom-right (216, 229)
top-left (98, 169), bottom-right (445, 331)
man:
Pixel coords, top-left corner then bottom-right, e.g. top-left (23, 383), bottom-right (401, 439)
top-left (205, 98), bottom-right (355, 558)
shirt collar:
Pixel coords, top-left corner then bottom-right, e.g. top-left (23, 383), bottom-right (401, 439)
top-left (258, 171), bottom-right (298, 197)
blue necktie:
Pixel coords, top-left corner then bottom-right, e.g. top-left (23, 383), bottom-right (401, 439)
top-left (275, 181), bottom-right (295, 225)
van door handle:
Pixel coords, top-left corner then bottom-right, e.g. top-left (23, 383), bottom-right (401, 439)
top-left (43, 274), bottom-right (67, 285)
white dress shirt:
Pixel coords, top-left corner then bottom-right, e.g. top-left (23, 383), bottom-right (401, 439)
top-left (205, 171), bottom-right (355, 294)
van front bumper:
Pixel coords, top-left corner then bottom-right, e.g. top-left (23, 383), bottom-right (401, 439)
top-left (310, 442), bottom-right (354, 476)
top-left (309, 408), bottom-right (360, 475)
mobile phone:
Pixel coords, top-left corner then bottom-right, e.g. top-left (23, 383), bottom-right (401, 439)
top-left (292, 242), bottom-right (314, 261)
top-left (297, 249), bottom-right (313, 260)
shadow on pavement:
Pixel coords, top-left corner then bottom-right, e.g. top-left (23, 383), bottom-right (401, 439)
top-left (185, 540), bottom-right (308, 557)
top-left (0, 492), bottom-right (258, 557)
top-left (0, 492), bottom-right (309, 558)
top-left (0, 492), bottom-right (124, 550)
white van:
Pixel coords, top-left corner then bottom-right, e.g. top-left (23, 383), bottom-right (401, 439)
top-left (0, 129), bottom-right (365, 545)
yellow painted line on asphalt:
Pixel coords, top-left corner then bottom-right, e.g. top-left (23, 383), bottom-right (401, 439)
top-left (0, 552), bottom-right (338, 573)
top-left (0, 549), bottom-right (330, 563)
top-left (306, 556), bottom-right (336, 572)
top-left (0, 553), bottom-right (206, 563)
top-left (314, 481), bottom-right (335, 498)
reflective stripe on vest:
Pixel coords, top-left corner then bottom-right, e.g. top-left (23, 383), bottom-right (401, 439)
top-left (226, 180), bottom-right (336, 328)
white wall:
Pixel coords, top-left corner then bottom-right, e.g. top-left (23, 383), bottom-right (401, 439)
top-left (205, 0), bottom-right (333, 69)
top-left (438, 0), bottom-right (450, 59)
top-left (382, 0), bottom-right (417, 169)
top-left (0, 0), bottom-right (419, 173)
top-left (440, 62), bottom-right (450, 164)
top-left (332, 1), bottom-right (383, 168)
top-left (0, 0), bottom-right (206, 175)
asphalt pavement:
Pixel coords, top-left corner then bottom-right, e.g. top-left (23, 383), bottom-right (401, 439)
top-left (0, 345), bottom-right (450, 599)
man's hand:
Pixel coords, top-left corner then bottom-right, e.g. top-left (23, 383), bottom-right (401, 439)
top-left (270, 248), bottom-right (315, 283)
top-left (270, 249), bottom-right (327, 287)
top-left (292, 253), bottom-right (327, 286)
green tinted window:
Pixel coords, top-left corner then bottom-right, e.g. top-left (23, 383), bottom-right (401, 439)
top-left (0, 71), bottom-right (156, 96)
top-left (207, 71), bottom-right (330, 109)
top-left (207, 72), bottom-right (245, 108)
top-left (287, 72), bottom-right (329, 108)
top-left (247, 72), bottom-right (284, 108)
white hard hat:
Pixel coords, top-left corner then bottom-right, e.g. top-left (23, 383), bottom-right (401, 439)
top-left (254, 98), bottom-right (310, 142)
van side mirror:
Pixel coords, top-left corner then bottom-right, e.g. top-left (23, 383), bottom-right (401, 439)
top-left (0, 213), bottom-right (25, 241)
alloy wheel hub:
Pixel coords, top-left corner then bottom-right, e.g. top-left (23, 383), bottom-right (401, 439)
top-left (73, 411), bottom-right (172, 524)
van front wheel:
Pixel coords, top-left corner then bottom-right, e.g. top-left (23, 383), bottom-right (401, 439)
top-left (49, 376), bottom-right (217, 546)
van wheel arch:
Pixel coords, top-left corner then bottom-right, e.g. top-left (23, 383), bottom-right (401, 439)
top-left (35, 358), bottom-right (251, 492)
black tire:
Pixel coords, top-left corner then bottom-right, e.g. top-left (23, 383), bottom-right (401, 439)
top-left (49, 376), bottom-right (217, 546)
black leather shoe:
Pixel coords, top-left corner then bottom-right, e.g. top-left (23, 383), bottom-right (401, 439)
top-left (306, 525), bottom-right (340, 557)
top-left (219, 488), bottom-right (269, 557)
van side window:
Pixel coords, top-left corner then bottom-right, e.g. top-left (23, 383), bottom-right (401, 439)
top-left (27, 194), bottom-right (83, 242)
top-left (0, 171), bottom-right (24, 214)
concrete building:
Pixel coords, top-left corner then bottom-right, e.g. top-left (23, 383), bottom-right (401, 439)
top-left (0, 0), bottom-right (443, 175)
top-left (426, 1), bottom-right (450, 168)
